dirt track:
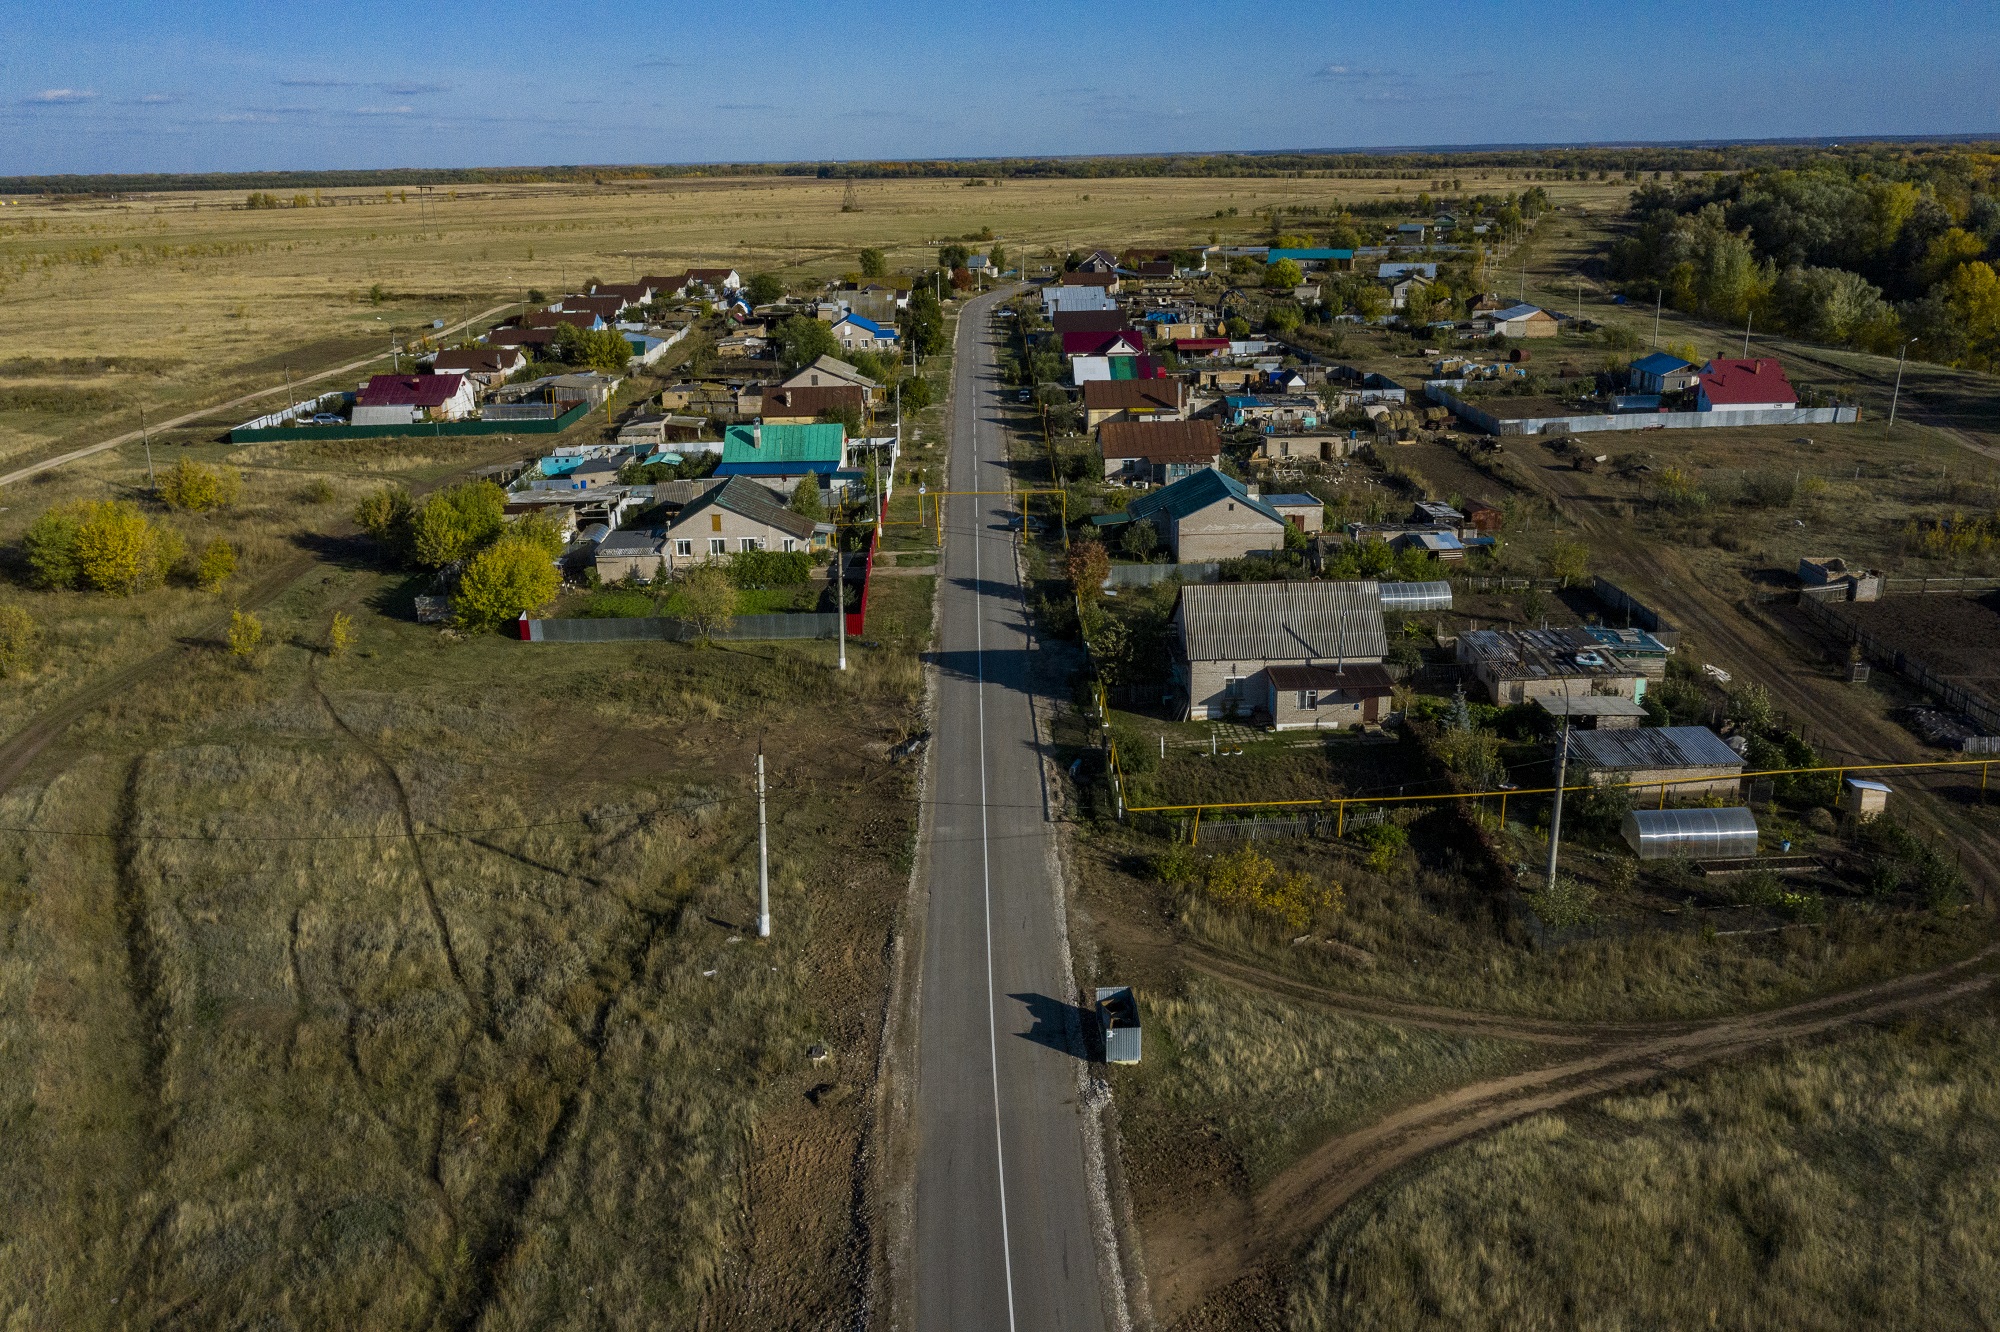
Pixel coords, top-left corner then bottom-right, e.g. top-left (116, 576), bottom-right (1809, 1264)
top-left (1146, 943), bottom-right (1999, 1326)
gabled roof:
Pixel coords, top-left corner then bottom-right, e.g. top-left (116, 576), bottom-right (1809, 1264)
top-left (781, 354), bottom-right (880, 390)
top-left (1697, 357), bottom-right (1797, 406)
top-left (672, 475), bottom-right (817, 540)
top-left (1267, 248), bottom-right (1354, 262)
top-left (1062, 330), bottom-right (1145, 357)
top-left (1082, 377), bottom-right (1186, 413)
top-left (1052, 309), bottom-right (1134, 335)
top-left (1176, 579), bottom-right (1389, 663)
top-left (1567, 726), bottom-right (1745, 773)
top-left (833, 312), bottom-right (897, 338)
top-left (357, 373), bottom-right (468, 407)
top-left (431, 348), bottom-right (523, 373)
top-left (1487, 303), bottom-right (1551, 323)
top-left (761, 385), bottom-right (865, 418)
top-left (719, 422), bottom-right (846, 466)
top-left (1125, 466), bottom-right (1280, 524)
top-left (1099, 418), bottom-right (1219, 463)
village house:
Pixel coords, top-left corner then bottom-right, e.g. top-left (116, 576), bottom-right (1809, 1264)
top-left (483, 324), bottom-right (557, 352)
top-left (1629, 351), bottom-right (1699, 395)
top-left (1475, 303), bottom-right (1560, 338)
top-left (661, 475), bottom-right (824, 566)
top-left (1256, 434), bottom-right (1358, 463)
top-left (829, 312), bottom-right (899, 352)
top-left (1097, 419), bottom-right (1221, 485)
top-left (352, 373), bottom-right (476, 426)
top-left (1098, 466), bottom-right (1286, 561)
top-left (715, 422), bottom-right (845, 486)
top-left (1456, 627), bottom-right (1649, 705)
top-left (1536, 694), bottom-right (1650, 730)
top-left (1042, 285), bottom-right (1120, 316)
top-left (1082, 377), bottom-right (1188, 430)
top-left (1387, 274), bottom-right (1431, 310)
top-left (1052, 309), bottom-right (1135, 336)
top-left (1224, 394), bottom-right (1320, 431)
top-left (1696, 357), bottom-right (1798, 411)
top-left (782, 354), bottom-right (880, 403)
top-left (553, 294), bottom-right (624, 321)
top-left (1173, 580), bottom-right (1389, 721)
top-left (524, 309), bottom-right (606, 331)
top-left (1058, 269), bottom-right (1120, 295)
top-left (1266, 662), bottom-right (1395, 730)
top-left (1565, 725), bottom-right (1747, 800)
top-left (427, 347), bottom-right (526, 390)
top-left (761, 384), bottom-right (867, 426)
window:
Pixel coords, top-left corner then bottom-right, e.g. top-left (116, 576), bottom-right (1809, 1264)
top-left (709, 538), bottom-right (726, 555)
top-left (1223, 676), bottom-right (1246, 699)
top-left (675, 539), bottom-right (692, 558)
top-left (740, 537), bottom-right (761, 553)
top-left (1301, 690), bottom-right (1318, 710)
top-left (782, 538), bottom-right (796, 552)
top-left (711, 513), bottom-right (722, 532)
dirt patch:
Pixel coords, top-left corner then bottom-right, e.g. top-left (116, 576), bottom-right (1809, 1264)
top-left (1837, 591), bottom-right (2000, 701)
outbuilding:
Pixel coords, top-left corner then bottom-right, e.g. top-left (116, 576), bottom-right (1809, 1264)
top-left (1265, 662), bottom-right (1395, 730)
top-left (1566, 725), bottom-right (1747, 800)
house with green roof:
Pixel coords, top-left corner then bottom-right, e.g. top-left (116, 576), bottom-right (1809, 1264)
top-left (1091, 466), bottom-right (1288, 562)
top-left (716, 422), bottom-right (845, 482)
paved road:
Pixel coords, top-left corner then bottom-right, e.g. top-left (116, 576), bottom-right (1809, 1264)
top-left (0, 302), bottom-right (515, 489)
top-left (912, 290), bottom-right (1112, 1331)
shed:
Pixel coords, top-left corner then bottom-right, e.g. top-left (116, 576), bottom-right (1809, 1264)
top-left (1535, 694), bottom-right (1649, 729)
top-left (1262, 493), bottom-right (1325, 534)
top-left (1621, 806), bottom-right (1759, 861)
top-left (1839, 777), bottom-right (1892, 823)
top-left (1095, 987), bottom-right (1142, 1064)
top-left (1265, 662), bottom-right (1394, 730)
top-left (1567, 725), bottom-right (1746, 799)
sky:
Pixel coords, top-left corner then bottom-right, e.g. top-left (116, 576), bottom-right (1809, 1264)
top-left (3, 0), bottom-right (1998, 176)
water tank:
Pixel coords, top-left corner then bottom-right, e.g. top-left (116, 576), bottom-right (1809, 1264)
top-left (1377, 580), bottom-right (1453, 612)
top-left (1620, 806), bottom-right (1758, 861)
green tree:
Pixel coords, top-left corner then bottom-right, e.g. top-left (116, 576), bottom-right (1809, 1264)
top-left (48, 500), bottom-right (181, 595)
top-left (1120, 520), bottom-right (1159, 561)
top-left (1546, 537), bottom-right (1590, 587)
top-left (578, 328), bottom-right (633, 374)
top-left (510, 510), bottom-right (569, 561)
top-left (158, 457), bottom-right (241, 511)
top-left (354, 486), bottom-right (416, 561)
top-left (195, 538), bottom-right (237, 590)
top-left (790, 476), bottom-right (825, 521)
top-left (816, 402), bottom-right (863, 438)
top-left (674, 564), bottom-right (737, 645)
top-left (897, 373), bottom-right (934, 412)
top-left (988, 243), bottom-right (1009, 273)
top-left (0, 604), bottom-right (38, 678)
top-left (23, 505), bottom-right (85, 589)
top-left (745, 271), bottom-right (786, 305)
top-left (858, 248), bottom-right (888, 279)
top-left (453, 535), bottom-right (559, 630)
top-left (1265, 258), bottom-right (1304, 289)
top-left (905, 284), bottom-right (947, 358)
top-left (938, 243), bottom-right (970, 270)
top-left (776, 315), bottom-right (841, 371)
top-left (1224, 315), bottom-right (1250, 339)
top-left (410, 481), bottom-right (506, 569)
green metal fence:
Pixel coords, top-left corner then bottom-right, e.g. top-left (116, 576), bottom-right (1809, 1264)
top-left (230, 401), bottom-right (591, 444)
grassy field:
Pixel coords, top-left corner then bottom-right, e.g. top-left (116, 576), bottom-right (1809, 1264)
top-left (1291, 994), bottom-right (2000, 1330)
top-left (0, 173), bottom-right (1637, 471)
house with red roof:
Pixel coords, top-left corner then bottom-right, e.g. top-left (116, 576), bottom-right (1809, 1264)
top-left (1061, 330), bottom-right (1145, 359)
top-left (1696, 358), bottom-right (1798, 412)
top-left (352, 373), bottom-right (476, 426)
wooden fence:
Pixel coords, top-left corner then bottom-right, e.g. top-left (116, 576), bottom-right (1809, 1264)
top-left (1795, 594), bottom-right (2000, 737)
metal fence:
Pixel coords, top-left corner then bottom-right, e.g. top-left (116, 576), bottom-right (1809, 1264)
top-left (1794, 594), bottom-right (2000, 737)
top-left (523, 612), bottom-right (841, 643)
top-left (1104, 562), bottom-right (1221, 588)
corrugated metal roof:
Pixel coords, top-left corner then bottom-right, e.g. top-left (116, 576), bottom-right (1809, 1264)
top-left (1178, 580), bottom-right (1387, 663)
top-left (721, 423), bottom-right (844, 466)
top-left (1568, 726), bottom-right (1745, 772)
top-left (672, 476), bottom-right (818, 541)
top-left (1126, 468), bottom-right (1281, 525)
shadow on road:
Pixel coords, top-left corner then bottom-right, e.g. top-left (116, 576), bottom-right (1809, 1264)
top-left (1008, 992), bottom-right (1098, 1060)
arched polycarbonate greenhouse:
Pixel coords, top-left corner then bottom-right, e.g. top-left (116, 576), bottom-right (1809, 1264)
top-left (1377, 581), bottom-right (1454, 613)
top-left (1620, 806), bottom-right (1759, 861)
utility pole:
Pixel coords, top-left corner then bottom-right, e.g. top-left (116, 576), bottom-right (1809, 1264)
top-left (834, 525), bottom-right (847, 671)
top-left (756, 745), bottom-right (772, 938)
top-left (1886, 339), bottom-right (1912, 436)
top-left (283, 362), bottom-right (296, 418)
top-left (140, 407), bottom-right (156, 491)
top-left (1742, 312), bottom-right (1753, 358)
top-left (1652, 288), bottom-right (1662, 349)
top-left (1545, 683), bottom-right (1574, 893)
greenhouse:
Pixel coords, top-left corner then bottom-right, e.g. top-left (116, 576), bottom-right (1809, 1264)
top-left (1619, 806), bottom-right (1759, 861)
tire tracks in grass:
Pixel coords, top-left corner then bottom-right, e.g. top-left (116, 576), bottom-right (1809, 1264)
top-left (1144, 942), bottom-right (2000, 1326)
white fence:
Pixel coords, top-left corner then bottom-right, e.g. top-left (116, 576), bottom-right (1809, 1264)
top-left (1427, 386), bottom-right (1859, 438)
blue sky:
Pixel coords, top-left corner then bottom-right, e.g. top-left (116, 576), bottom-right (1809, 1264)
top-left (3, 0), bottom-right (1997, 175)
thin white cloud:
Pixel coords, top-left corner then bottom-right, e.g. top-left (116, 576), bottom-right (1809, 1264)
top-left (382, 82), bottom-right (450, 96)
top-left (26, 88), bottom-right (96, 103)
top-left (1312, 64), bottom-right (1397, 80)
top-left (139, 93), bottom-right (176, 104)
top-left (279, 78), bottom-right (356, 88)
top-left (355, 104), bottom-right (416, 115)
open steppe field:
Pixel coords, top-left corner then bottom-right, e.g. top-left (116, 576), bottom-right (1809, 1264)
top-left (0, 173), bottom-right (1636, 470)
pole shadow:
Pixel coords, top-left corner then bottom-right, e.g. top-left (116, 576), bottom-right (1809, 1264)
top-left (1007, 991), bottom-right (1099, 1061)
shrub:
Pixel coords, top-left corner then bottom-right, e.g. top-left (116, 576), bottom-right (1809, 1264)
top-left (410, 481), bottom-right (506, 569)
top-left (297, 476), bottom-right (336, 505)
top-left (1350, 821), bottom-right (1408, 872)
top-left (354, 487), bottom-right (416, 558)
top-left (327, 611), bottom-right (356, 657)
top-left (452, 535), bottom-right (560, 631)
top-left (157, 457), bottom-right (240, 511)
top-left (1201, 845), bottom-right (1340, 930)
top-left (1528, 874), bottom-right (1599, 927)
top-left (227, 608), bottom-right (263, 660)
top-left (194, 538), bottom-right (237, 590)
top-left (672, 564), bottom-right (737, 645)
top-left (1152, 843), bottom-right (1201, 886)
top-left (27, 500), bottom-right (181, 595)
top-left (0, 604), bottom-right (38, 677)
top-left (727, 549), bottom-right (812, 589)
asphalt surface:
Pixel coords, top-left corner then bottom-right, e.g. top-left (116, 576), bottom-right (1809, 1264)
top-left (912, 289), bottom-right (1111, 1332)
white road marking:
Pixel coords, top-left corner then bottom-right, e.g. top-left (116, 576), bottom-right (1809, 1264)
top-left (968, 310), bottom-right (1019, 1332)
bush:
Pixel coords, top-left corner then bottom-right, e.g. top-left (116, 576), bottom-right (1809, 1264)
top-left (0, 604), bottom-right (38, 677)
top-left (327, 611), bottom-right (356, 657)
top-left (1201, 845), bottom-right (1340, 931)
top-left (354, 487), bottom-right (416, 559)
top-left (1152, 843), bottom-right (1201, 886)
top-left (227, 608), bottom-right (263, 661)
top-left (194, 538), bottom-right (237, 590)
top-left (1527, 874), bottom-right (1599, 927)
top-left (1350, 821), bottom-right (1407, 872)
top-left (157, 457), bottom-right (240, 511)
top-left (452, 535), bottom-right (559, 631)
top-left (672, 564), bottom-right (737, 644)
top-left (26, 500), bottom-right (180, 595)
top-left (727, 549), bottom-right (812, 589)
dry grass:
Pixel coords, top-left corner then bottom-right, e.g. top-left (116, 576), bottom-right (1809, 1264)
top-left (1291, 995), bottom-right (2000, 1330)
top-left (1112, 976), bottom-right (1531, 1199)
top-left (0, 551), bottom-right (930, 1326)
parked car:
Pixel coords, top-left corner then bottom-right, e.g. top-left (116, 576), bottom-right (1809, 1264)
top-left (310, 413), bottom-right (344, 425)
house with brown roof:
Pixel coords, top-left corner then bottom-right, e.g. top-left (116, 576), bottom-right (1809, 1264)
top-left (555, 294), bottom-right (624, 320)
top-left (591, 280), bottom-right (656, 306)
top-left (1059, 269), bottom-right (1120, 293)
top-left (1098, 418), bottom-right (1221, 485)
top-left (1052, 309), bottom-right (1134, 336)
top-left (1083, 377), bottom-right (1189, 431)
top-left (524, 309), bottom-right (605, 331)
top-left (781, 354), bottom-right (880, 402)
top-left (428, 347), bottom-right (526, 389)
top-left (686, 267), bottom-right (742, 296)
top-left (352, 373), bottom-right (476, 426)
top-left (1265, 662), bottom-right (1395, 730)
top-left (761, 384), bottom-right (866, 426)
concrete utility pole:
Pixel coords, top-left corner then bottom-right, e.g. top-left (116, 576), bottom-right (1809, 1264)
top-left (1545, 688), bottom-right (1572, 893)
top-left (1886, 338), bottom-right (1913, 436)
top-left (1653, 289), bottom-right (1662, 349)
top-left (756, 746), bottom-right (772, 938)
top-left (1742, 313), bottom-right (1753, 358)
top-left (140, 407), bottom-right (155, 491)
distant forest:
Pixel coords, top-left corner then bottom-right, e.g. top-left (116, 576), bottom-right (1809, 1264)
top-left (2, 137), bottom-right (1993, 198)
top-left (1603, 143), bottom-right (2000, 370)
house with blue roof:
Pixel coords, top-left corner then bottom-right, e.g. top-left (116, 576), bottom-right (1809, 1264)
top-left (715, 423), bottom-right (846, 483)
top-left (1629, 351), bottom-right (1698, 394)
top-left (1090, 467), bottom-right (1289, 562)
top-left (830, 312), bottom-right (900, 352)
